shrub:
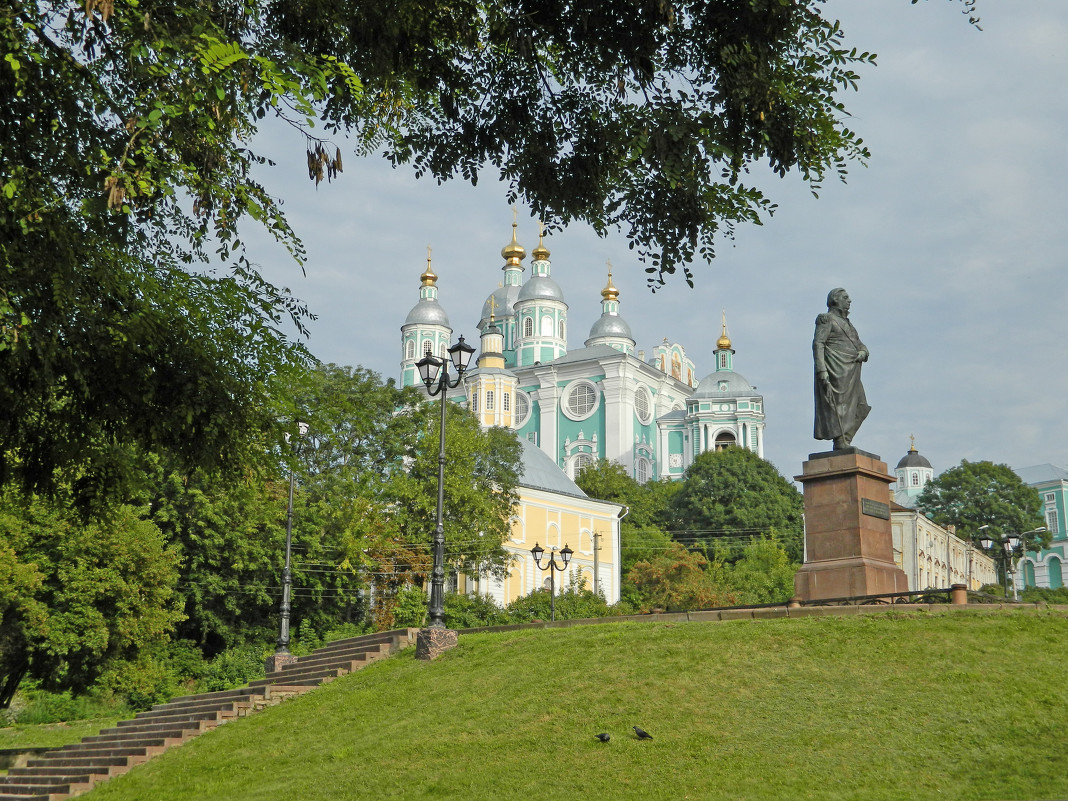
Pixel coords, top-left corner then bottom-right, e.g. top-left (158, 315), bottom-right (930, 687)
top-left (443, 592), bottom-right (510, 629)
top-left (199, 643), bottom-right (270, 692)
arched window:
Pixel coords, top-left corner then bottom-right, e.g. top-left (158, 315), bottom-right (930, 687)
top-left (636, 457), bottom-right (650, 484)
top-left (423, 339), bottom-right (433, 356)
top-left (911, 473), bottom-right (920, 486)
top-left (439, 342), bottom-right (448, 358)
top-left (486, 390), bottom-right (495, 411)
top-left (715, 432), bottom-right (736, 450)
top-left (523, 317), bottom-right (534, 338)
top-left (406, 340), bottom-right (415, 359)
top-left (571, 452), bottom-right (595, 478)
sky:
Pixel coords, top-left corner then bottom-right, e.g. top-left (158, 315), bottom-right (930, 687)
top-left (245, 0), bottom-right (1068, 482)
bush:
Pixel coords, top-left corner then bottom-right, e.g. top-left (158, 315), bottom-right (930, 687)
top-left (392, 585), bottom-right (428, 628)
top-left (1021, 585), bottom-right (1068, 603)
top-left (444, 592), bottom-right (511, 629)
top-left (198, 643), bottom-right (270, 692)
top-left (11, 680), bottom-right (129, 724)
top-left (506, 576), bottom-right (617, 622)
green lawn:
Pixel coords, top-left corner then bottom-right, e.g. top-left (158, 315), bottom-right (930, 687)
top-left (71, 610), bottom-right (1068, 800)
top-left (0, 718), bottom-right (120, 750)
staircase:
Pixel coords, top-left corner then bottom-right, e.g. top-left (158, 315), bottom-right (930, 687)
top-left (0, 628), bottom-right (418, 800)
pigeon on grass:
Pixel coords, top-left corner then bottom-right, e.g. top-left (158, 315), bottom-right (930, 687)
top-left (632, 726), bottom-right (653, 740)
top-left (594, 733), bottom-right (611, 742)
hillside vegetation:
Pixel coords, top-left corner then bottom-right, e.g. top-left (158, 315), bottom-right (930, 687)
top-left (84, 610), bottom-right (1068, 801)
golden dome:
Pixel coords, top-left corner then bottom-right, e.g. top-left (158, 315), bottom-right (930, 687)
top-left (601, 262), bottom-right (619, 300)
top-left (420, 245), bottom-right (437, 287)
top-left (532, 221), bottom-right (550, 262)
top-left (716, 311), bottom-right (732, 350)
top-left (501, 219), bottom-right (526, 265)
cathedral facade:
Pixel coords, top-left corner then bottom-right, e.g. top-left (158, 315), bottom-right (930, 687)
top-left (400, 223), bottom-right (767, 483)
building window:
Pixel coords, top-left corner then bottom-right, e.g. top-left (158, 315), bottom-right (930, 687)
top-left (471, 392), bottom-right (479, 413)
top-left (440, 342), bottom-right (448, 358)
top-left (423, 339), bottom-right (433, 356)
top-left (911, 473), bottom-right (920, 486)
top-left (406, 340), bottom-right (415, 359)
top-left (636, 458), bottom-right (650, 484)
top-left (563, 380), bottom-right (599, 421)
top-left (559, 321), bottom-right (566, 340)
top-left (1045, 493), bottom-right (1056, 503)
top-left (523, 317), bottom-right (534, 338)
top-left (719, 353), bottom-right (728, 368)
top-left (486, 390), bottom-right (495, 411)
top-left (512, 393), bottom-right (529, 429)
top-left (571, 452), bottom-right (595, 478)
top-left (634, 386), bottom-right (652, 425)
top-left (503, 392), bottom-right (510, 412)
top-left (1047, 509), bottom-right (1059, 536)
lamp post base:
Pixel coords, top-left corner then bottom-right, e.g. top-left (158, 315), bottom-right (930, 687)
top-left (416, 627), bottom-right (458, 661)
top-left (264, 652), bottom-right (298, 674)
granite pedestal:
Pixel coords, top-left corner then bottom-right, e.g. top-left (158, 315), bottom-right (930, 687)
top-left (794, 448), bottom-right (909, 601)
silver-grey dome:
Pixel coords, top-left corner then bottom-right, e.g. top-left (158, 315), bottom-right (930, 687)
top-left (479, 285), bottom-right (520, 327)
top-left (586, 314), bottom-right (634, 342)
top-left (403, 299), bottom-right (451, 327)
top-left (692, 371), bottom-right (756, 398)
top-left (517, 275), bottom-right (566, 303)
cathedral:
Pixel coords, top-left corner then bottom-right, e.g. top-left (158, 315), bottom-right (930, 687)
top-left (399, 222), bottom-right (767, 483)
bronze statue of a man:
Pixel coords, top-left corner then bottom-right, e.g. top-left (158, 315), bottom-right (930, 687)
top-left (813, 288), bottom-right (870, 449)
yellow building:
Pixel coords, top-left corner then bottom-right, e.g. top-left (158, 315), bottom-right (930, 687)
top-left (458, 439), bottom-right (625, 605)
top-left (891, 504), bottom-right (997, 591)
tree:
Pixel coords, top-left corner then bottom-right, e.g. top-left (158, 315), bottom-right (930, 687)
top-left (626, 541), bottom-right (733, 612)
top-left (3, 0), bottom-right (978, 490)
top-left (725, 537), bottom-right (798, 605)
top-left (668, 448), bottom-right (804, 560)
top-left (574, 458), bottom-right (678, 574)
top-left (917, 460), bottom-right (1048, 551)
top-left (0, 488), bottom-right (183, 709)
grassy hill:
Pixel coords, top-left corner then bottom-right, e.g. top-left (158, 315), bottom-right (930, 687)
top-left (82, 609), bottom-right (1068, 801)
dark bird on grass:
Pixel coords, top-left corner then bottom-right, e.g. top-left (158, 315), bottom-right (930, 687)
top-left (595, 733), bottom-right (611, 742)
top-left (632, 726), bottom-right (653, 740)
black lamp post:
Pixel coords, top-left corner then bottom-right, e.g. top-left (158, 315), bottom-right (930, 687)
top-left (979, 527), bottom-right (1046, 600)
top-left (276, 420), bottom-right (309, 655)
top-left (417, 335), bottom-right (476, 628)
top-left (531, 542), bottom-right (574, 622)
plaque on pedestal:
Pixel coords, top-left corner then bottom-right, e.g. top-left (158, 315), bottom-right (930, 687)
top-left (794, 448), bottom-right (909, 601)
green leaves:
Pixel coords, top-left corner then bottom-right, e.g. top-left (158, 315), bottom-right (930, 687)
top-left (917, 460), bottom-right (1047, 550)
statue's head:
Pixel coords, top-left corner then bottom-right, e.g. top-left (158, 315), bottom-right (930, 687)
top-left (827, 288), bottom-right (849, 309)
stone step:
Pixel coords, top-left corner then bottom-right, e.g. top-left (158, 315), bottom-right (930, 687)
top-left (292, 644), bottom-right (389, 669)
top-left (311, 628), bottom-right (417, 654)
top-left (248, 669), bottom-right (339, 688)
top-left (63, 737), bottom-right (174, 751)
top-left (284, 653), bottom-right (378, 675)
top-left (153, 686), bottom-right (267, 709)
top-left (25, 757), bottom-right (131, 770)
top-left (95, 719), bottom-right (211, 738)
top-left (5, 768), bottom-right (97, 780)
top-left (0, 777), bottom-right (81, 798)
top-left (40, 745), bottom-right (157, 761)
top-left (116, 710), bottom-right (230, 728)
top-left (131, 699), bottom-right (251, 720)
